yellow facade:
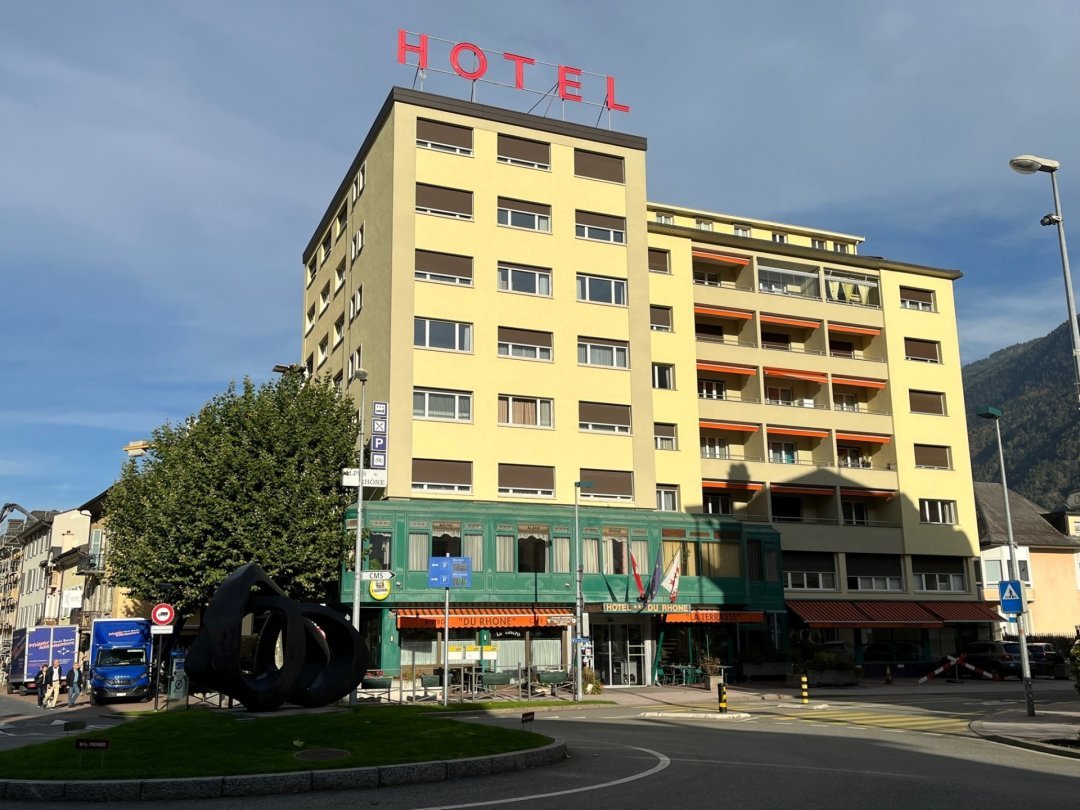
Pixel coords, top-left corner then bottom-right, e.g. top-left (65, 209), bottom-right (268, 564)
top-left (301, 88), bottom-right (981, 617)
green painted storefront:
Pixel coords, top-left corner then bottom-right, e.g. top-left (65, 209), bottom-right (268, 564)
top-left (342, 499), bottom-right (785, 686)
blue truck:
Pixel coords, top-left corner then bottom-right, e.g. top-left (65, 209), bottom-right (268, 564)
top-left (88, 618), bottom-right (153, 704)
top-left (7, 625), bottom-right (78, 695)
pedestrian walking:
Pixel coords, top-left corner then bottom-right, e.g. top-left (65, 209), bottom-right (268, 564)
top-left (43, 659), bottom-right (63, 710)
top-left (66, 660), bottom-right (84, 707)
top-left (34, 664), bottom-right (47, 708)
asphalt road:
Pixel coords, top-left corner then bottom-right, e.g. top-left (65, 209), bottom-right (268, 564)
top-left (10, 690), bottom-right (1079, 810)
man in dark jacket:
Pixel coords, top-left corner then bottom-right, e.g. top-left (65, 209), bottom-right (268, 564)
top-left (66, 660), bottom-right (85, 708)
top-left (34, 665), bottom-right (46, 708)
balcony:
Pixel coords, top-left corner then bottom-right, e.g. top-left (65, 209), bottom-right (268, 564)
top-left (77, 554), bottom-right (106, 575)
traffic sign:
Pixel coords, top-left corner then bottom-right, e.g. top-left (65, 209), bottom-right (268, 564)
top-left (371, 435), bottom-right (388, 452)
top-left (428, 556), bottom-right (472, 588)
top-left (572, 636), bottom-right (589, 644)
top-left (359, 570), bottom-right (395, 582)
top-left (372, 418), bottom-right (388, 435)
top-left (369, 452), bottom-right (387, 469)
top-left (151, 625), bottom-right (172, 635)
top-left (151, 603), bottom-right (175, 626)
top-left (372, 401), bottom-right (388, 418)
top-left (999, 580), bottom-right (1024, 614)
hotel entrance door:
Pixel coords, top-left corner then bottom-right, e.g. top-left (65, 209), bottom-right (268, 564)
top-left (593, 620), bottom-right (647, 686)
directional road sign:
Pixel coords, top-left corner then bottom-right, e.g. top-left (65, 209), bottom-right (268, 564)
top-left (428, 556), bottom-right (472, 589)
top-left (999, 579), bottom-right (1024, 614)
top-left (359, 570), bottom-right (396, 582)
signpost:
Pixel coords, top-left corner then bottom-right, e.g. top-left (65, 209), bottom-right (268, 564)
top-left (151, 603), bottom-right (175, 626)
top-left (359, 570), bottom-right (395, 582)
top-left (999, 580), bottom-right (1024, 614)
top-left (428, 556), bottom-right (472, 705)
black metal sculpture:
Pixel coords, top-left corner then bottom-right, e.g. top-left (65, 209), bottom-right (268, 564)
top-left (185, 563), bottom-right (368, 711)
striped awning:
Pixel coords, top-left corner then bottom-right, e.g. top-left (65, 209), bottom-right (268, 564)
top-left (664, 610), bottom-right (765, 624)
top-left (696, 361), bottom-right (757, 375)
top-left (786, 600), bottom-right (868, 629)
top-left (828, 323), bottom-right (882, 336)
top-left (694, 305), bottom-right (753, 320)
top-left (764, 367), bottom-right (828, 384)
top-left (395, 607), bottom-right (574, 629)
top-left (835, 432), bottom-right (892, 444)
top-left (771, 484), bottom-right (834, 496)
top-left (702, 480), bottom-right (763, 491)
top-left (767, 426), bottom-right (830, 438)
top-left (853, 601), bottom-right (942, 628)
top-left (700, 419), bottom-right (759, 433)
top-left (692, 249), bottom-right (749, 265)
top-left (788, 600), bottom-right (1000, 628)
top-left (922, 602), bottom-right (1003, 623)
top-left (832, 375), bottom-right (887, 390)
top-left (839, 488), bottom-right (896, 499)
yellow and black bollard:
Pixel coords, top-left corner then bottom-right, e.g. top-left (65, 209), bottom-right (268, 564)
top-left (717, 681), bottom-right (728, 714)
top-left (800, 674), bottom-right (809, 705)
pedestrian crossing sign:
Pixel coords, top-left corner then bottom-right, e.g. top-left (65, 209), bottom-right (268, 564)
top-left (998, 579), bottom-right (1023, 614)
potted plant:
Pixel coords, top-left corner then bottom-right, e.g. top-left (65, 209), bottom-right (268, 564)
top-left (582, 667), bottom-right (603, 695)
top-left (788, 650), bottom-right (860, 687)
top-left (698, 655), bottom-right (727, 691)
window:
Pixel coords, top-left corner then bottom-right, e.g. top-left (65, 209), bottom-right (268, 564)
top-left (899, 286), bottom-right (936, 311)
top-left (498, 327), bottom-right (553, 361)
top-left (415, 183), bottom-right (473, 219)
top-left (834, 243), bottom-right (849, 254)
top-left (824, 269), bottom-right (879, 307)
top-left (919, 499), bottom-right (957, 524)
top-left (320, 231), bottom-right (332, 263)
top-left (416, 118), bottom-right (473, 155)
top-left (648, 248), bottom-right (670, 273)
top-left (772, 232), bottom-right (788, 244)
top-left (350, 164), bottom-right (365, 202)
top-left (784, 551), bottom-right (836, 590)
top-left (983, 559), bottom-right (1002, 584)
top-left (765, 386), bottom-right (793, 405)
top-left (517, 530), bottom-right (550, 573)
top-left (415, 249), bottom-right (472, 285)
top-left (904, 337), bottom-right (941, 363)
top-left (652, 363), bottom-right (675, 389)
top-left (498, 395), bottom-right (554, 428)
top-left (734, 224), bottom-right (751, 238)
top-left (413, 388), bottom-right (471, 421)
top-left (812, 238), bottom-right (826, 250)
top-left (349, 285), bottom-right (364, 321)
top-left (431, 522), bottom-right (462, 559)
top-left (701, 436), bottom-right (729, 459)
top-left (829, 338), bottom-right (855, 358)
top-left (655, 212), bottom-right (674, 225)
top-left (912, 556), bottom-right (965, 592)
top-left (656, 486), bottom-right (679, 511)
top-left (577, 274), bottom-right (626, 305)
top-left (335, 206), bottom-right (347, 239)
top-left (834, 392), bottom-right (858, 412)
top-left (578, 337), bottom-right (629, 368)
top-left (762, 331), bottom-right (791, 351)
top-left (319, 282), bottom-right (330, 312)
top-left (579, 402), bottom-right (631, 434)
top-left (333, 371), bottom-right (343, 391)
top-left (305, 353), bottom-right (313, 376)
top-left (769, 442), bottom-right (795, 464)
top-left (693, 268), bottom-right (723, 287)
top-left (498, 464), bottom-right (555, 497)
top-left (496, 134), bottom-right (550, 169)
top-left (759, 265), bottom-right (819, 298)
top-left (350, 225), bottom-right (364, 260)
top-left (914, 444), bottom-right (951, 469)
top-left (306, 260), bottom-right (316, 287)
top-left (414, 317), bottom-right (472, 352)
top-left (909, 390), bottom-right (946, 415)
top-left (699, 379), bottom-right (726, 400)
top-left (837, 446), bottom-right (868, 468)
top-left (333, 315), bottom-right (344, 347)
top-left (411, 459), bottom-right (472, 493)
top-left (695, 219), bottom-right (713, 231)
top-left (574, 149), bottom-right (624, 183)
top-left (842, 500), bottom-right (869, 525)
top-left (497, 197), bottom-right (551, 232)
top-left (305, 304), bottom-right (316, 333)
top-left (334, 260), bottom-right (346, 291)
top-left (498, 262), bottom-right (551, 296)
top-left (347, 347), bottom-right (362, 380)
top-left (846, 553), bottom-right (903, 591)
top-left (654, 423), bottom-right (677, 450)
top-left (579, 468), bottom-right (634, 501)
top-left (575, 211), bottom-right (626, 243)
top-left (317, 335), bottom-right (328, 366)
top-left (650, 306), bottom-right (673, 332)
top-left (771, 495), bottom-right (802, 522)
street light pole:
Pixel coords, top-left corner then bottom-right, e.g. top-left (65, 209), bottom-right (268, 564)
top-left (977, 406), bottom-right (1036, 717)
top-left (573, 481), bottom-right (591, 701)
top-left (349, 370), bottom-right (368, 706)
top-left (1009, 154), bottom-right (1080, 409)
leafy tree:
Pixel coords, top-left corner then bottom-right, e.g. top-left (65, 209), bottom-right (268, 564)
top-left (104, 372), bottom-right (358, 616)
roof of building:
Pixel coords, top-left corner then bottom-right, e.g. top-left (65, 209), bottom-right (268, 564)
top-left (973, 482), bottom-right (1080, 549)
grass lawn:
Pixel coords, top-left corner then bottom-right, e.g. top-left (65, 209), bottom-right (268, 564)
top-left (0, 703), bottom-right (560, 781)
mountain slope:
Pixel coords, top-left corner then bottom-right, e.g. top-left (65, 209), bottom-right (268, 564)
top-left (962, 321), bottom-right (1080, 511)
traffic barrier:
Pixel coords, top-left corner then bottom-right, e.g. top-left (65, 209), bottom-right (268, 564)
top-left (917, 653), bottom-right (999, 684)
top-left (800, 674), bottom-right (809, 705)
top-left (717, 682), bottom-right (727, 714)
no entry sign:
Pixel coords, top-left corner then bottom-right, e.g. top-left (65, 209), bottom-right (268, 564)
top-left (152, 603), bottom-right (175, 626)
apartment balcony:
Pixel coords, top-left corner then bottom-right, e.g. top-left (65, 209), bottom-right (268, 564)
top-left (776, 521), bottom-right (904, 555)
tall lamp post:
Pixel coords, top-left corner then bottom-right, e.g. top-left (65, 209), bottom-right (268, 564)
top-left (976, 405), bottom-right (1036, 717)
top-left (573, 481), bottom-right (592, 702)
top-left (349, 369), bottom-right (369, 706)
top-left (1008, 154), bottom-right (1080, 409)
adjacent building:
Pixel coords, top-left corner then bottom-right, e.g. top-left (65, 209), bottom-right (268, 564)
top-left (301, 87), bottom-right (995, 683)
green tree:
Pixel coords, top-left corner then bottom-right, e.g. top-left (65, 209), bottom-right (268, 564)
top-left (104, 372), bottom-right (358, 616)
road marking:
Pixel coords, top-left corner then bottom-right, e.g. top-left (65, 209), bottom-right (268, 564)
top-left (410, 744), bottom-right (671, 809)
top-left (762, 709), bottom-right (972, 736)
top-left (674, 756), bottom-right (925, 780)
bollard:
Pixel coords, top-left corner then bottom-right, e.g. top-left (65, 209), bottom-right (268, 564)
top-left (800, 674), bottom-right (809, 705)
top-left (717, 682), bottom-right (728, 714)
top-left (884, 665), bottom-right (892, 685)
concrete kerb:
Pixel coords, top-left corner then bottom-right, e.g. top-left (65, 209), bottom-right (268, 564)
top-left (0, 741), bottom-right (568, 802)
top-left (980, 734), bottom-right (1080, 760)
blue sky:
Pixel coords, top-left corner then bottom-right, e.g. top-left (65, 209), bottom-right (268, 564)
top-left (2, 1), bottom-right (1078, 512)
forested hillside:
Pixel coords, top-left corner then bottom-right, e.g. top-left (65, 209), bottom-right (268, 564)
top-left (963, 321), bottom-right (1080, 511)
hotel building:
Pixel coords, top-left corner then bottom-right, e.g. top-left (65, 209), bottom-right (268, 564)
top-left (300, 87), bottom-right (996, 684)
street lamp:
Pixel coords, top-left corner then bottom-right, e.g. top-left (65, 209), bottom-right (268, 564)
top-left (1009, 154), bottom-right (1080, 409)
top-left (349, 369), bottom-right (369, 705)
top-left (573, 480), bottom-right (592, 702)
top-left (976, 405), bottom-right (1035, 716)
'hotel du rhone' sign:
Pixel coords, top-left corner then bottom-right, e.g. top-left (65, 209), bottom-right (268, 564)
top-left (397, 29), bottom-right (630, 114)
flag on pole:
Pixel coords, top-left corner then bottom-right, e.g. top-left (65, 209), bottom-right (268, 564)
top-left (629, 550), bottom-right (646, 601)
top-left (643, 545), bottom-right (664, 604)
top-left (659, 553), bottom-right (681, 603)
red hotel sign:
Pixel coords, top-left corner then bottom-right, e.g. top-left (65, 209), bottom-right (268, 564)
top-left (397, 30), bottom-right (630, 113)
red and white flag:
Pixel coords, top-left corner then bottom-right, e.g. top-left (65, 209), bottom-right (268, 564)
top-left (659, 553), bottom-right (681, 603)
top-left (629, 550), bottom-right (646, 600)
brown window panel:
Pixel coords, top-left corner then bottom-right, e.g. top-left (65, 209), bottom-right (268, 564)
top-left (416, 118), bottom-right (473, 149)
top-left (581, 468), bottom-right (634, 497)
top-left (498, 326), bottom-right (552, 347)
top-left (913, 444), bottom-right (951, 468)
top-left (899, 286), bottom-right (934, 304)
top-left (497, 197), bottom-right (551, 216)
top-left (575, 210), bottom-right (626, 230)
top-left (498, 463), bottom-right (554, 489)
top-left (579, 402), bottom-right (631, 426)
top-left (415, 183), bottom-right (473, 216)
top-left (654, 423), bottom-right (677, 438)
top-left (415, 249), bottom-right (472, 279)
top-left (412, 458), bottom-right (472, 485)
top-left (845, 553), bottom-right (902, 577)
top-left (497, 134), bottom-right (550, 165)
top-left (904, 337), bottom-right (940, 362)
top-left (650, 306), bottom-right (672, 328)
top-left (648, 248), bottom-right (670, 272)
top-left (909, 390), bottom-right (945, 415)
top-left (574, 149), bottom-right (625, 183)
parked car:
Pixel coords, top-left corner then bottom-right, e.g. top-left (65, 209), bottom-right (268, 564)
top-left (1026, 643), bottom-right (1069, 680)
top-left (951, 641), bottom-right (1023, 679)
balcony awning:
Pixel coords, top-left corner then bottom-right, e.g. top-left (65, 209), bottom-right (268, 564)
top-left (760, 314), bottom-right (820, 330)
top-left (694, 305), bottom-right (753, 320)
top-left (786, 600), bottom-right (868, 629)
top-left (767, 426), bottom-right (830, 438)
top-left (835, 432), bottom-right (892, 444)
top-left (664, 610), bottom-right (765, 624)
top-left (828, 322), bottom-right (882, 336)
top-left (922, 602), bottom-right (1003, 623)
top-left (697, 361), bottom-right (756, 375)
top-left (692, 249), bottom-right (749, 266)
top-left (700, 419), bottom-right (759, 433)
top-left (702, 480), bottom-right (763, 492)
top-left (771, 484), bottom-right (834, 496)
top-left (853, 601), bottom-right (942, 628)
top-left (832, 375), bottom-right (887, 390)
top-left (395, 607), bottom-right (574, 629)
top-left (839, 488), bottom-right (896, 499)
top-left (763, 367), bottom-right (828, 384)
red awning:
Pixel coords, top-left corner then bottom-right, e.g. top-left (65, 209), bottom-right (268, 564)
top-left (764, 367), bottom-right (829, 384)
top-left (838, 488), bottom-right (896, 499)
top-left (771, 484), bottom-right (833, 496)
top-left (700, 419), bottom-right (759, 433)
top-left (692, 249), bottom-right (749, 266)
top-left (828, 322), bottom-right (882, 336)
top-left (697, 361), bottom-right (757, 375)
top-left (702, 480), bottom-right (763, 492)
top-left (760, 314), bottom-right (820, 330)
top-left (835, 432), bottom-right (892, 444)
top-left (786, 600), bottom-right (868, 629)
top-left (396, 607), bottom-right (574, 629)
top-left (922, 602), bottom-right (1003, 623)
top-left (664, 610), bottom-right (765, 624)
top-left (852, 601), bottom-right (942, 628)
top-left (832, 376), bottom-right (887, 390)
top-left (767, 426), bottom-right (830, 438)
top-left (694, 305), bottom-right (753, 320)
